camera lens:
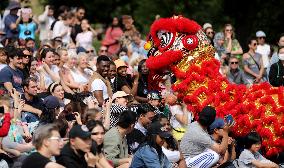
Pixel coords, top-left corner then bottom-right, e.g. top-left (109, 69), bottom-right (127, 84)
top-left (24, 30), bottom-right (31, 35)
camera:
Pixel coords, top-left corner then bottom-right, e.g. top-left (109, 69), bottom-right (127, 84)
top-left (24, 30), bottom-right (32, 35)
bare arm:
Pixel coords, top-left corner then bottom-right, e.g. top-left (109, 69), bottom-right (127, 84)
top-left (210, 125), bottom-right (229, 154)
top-left (23, 104), bottom-right (42, 116)
top-left (134, 96), bottom-right (148, 103)
top-left (3, 82), bottom-right (13, 93)
top-left (93, 90), bottom-right (104, 106)
top-left (45, 162), bottom-right (66, 168)
top-left (43, 63), bottom-right (60, 83)
top-left (251, 160), bottom-right (279, 168)
top-left (102, 99), bottom-right (111, 130)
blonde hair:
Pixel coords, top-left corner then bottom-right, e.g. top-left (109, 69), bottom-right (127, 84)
top-left (57, 47), bottom-right (68, 57)
top-left (77, 52), bottom-right (88, 64)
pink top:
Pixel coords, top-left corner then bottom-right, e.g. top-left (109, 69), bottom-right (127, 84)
top-left (102, 27), bottom-right (123, 55)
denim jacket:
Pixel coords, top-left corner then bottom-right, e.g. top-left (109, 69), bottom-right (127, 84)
top-left (130, 144), bottom-right (172, 168)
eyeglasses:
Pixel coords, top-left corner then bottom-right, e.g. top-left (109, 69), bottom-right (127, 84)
top-left (163, 123), bottom-right (171, 126)
top-left (100, 49), bottom-right (107, 53)
top-left (86, 50), bottom-right (94, 53)
top-left (230, 62), bottom-right (238, 64)
top-left (49, 137), bottom-right (63, 142)
top-left (206, 31), bottom-right (214, 35)
top-left (225, 29), bottom-right (232, 32)
top-left (24, 55), bottom-right (32, 58)
top-left (91, 132), bottom-right (105, 135)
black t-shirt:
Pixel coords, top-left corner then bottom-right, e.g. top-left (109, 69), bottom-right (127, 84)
top-left (111, 76), bottom-right (128, 93)
top-left (22, 95), bottom-right (44, 122)
top-left (71, 24), bottom-right (82, 43)
top-left (22, 152), bottom-right (51, 168)
top-left (56, 143), bottom-right (88, 168)
top-left (137, 75), bottom-right (148, 98)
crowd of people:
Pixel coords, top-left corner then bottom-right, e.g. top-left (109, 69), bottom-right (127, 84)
top-left (0, 0), bottom-right (283, 168)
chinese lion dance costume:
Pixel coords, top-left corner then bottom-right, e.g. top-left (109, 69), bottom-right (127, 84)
top-left (145, 16), bottom-right (284, 156)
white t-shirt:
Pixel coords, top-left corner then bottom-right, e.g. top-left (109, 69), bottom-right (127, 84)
top-left (44, 65), bottom-right (60, 88)
top-left (162, 146), bottom-right (181, 163)
top-left (91, 79), bottom-right (109, 100)
top-left (170, 104), bottom-right (192, 129)
top-left (0, 64), bottom-right (7, 71)
top-left (52, 20), bottom-right (71, 44)
top-left (256, 44), bottom-right (270, 68)
top-left (76, 31), bottom-right (93, 49)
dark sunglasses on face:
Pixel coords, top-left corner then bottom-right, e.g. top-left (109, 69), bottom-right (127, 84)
top-left (100, 50), bottom-right (107, 52)
top-left (258, 37), bottom-right (265, 39)
top-left (207, 31), bottom-right (214, 35)
top-left (86, 50), bottom-right (94, 53)
top-left (252, 43), bottom-right (257, 46)
top-left (91, 132), bottom-right (105, 135)
top-left (225, 29), bottom-right (232, 32)
top-left (163, 123), bottom-right (171, 126)
top-left (24, 55), bottom-right (32, 58)
top-left (230, 62), bottom-right (238, 64)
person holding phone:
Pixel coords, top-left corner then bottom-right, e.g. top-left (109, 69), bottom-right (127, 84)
top-left (15, 7), bottom-right (38, 40)
top-left (208, 118), bottom-right (236, 167)
top-left (180, 106), bottom-right (231, 168)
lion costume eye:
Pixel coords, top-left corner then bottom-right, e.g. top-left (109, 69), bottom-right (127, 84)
top-left (157, 30), bottom-right (175, 51)
top-left (182, 35), bottom-right (199, 51)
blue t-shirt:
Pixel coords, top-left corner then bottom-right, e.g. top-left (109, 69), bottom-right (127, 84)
top-left (0, 66), bottom-right (24, 93)
top-left (18, 22), bottom-right (37, 39)
top-left (4, 14), bottom-right (19, 39)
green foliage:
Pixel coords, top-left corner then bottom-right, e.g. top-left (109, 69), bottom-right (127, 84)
top-left (45, 0), bottom-right (284, 47)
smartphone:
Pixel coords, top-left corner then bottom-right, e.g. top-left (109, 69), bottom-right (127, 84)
top-left (225, 114), bottom-right (234, 125)
top-left (0, 106), bottom-right (4, 114)
top-left (65, 113), bottom-right (76, 121)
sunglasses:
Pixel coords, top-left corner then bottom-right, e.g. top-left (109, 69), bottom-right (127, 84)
top-left (91, 132), bottom-right (105, 135)
top-left (225, 29), bottom-right (232, 32)
top-left (230, 62), bottom-right (238, 64)
top-left (86, 50), bottom-right (94, 53)
top-left (258, 37), bottom-right (265, 39)
top-left (206, 31), bottom-right (214, 35)
top-left (100, 50), bottom-right (107, 52)
top-left (24, 54), bottom-right (32, 58)
top-left (252, 43), bottom-right (257, 46)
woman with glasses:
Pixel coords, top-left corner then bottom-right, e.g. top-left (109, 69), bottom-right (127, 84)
top-left (242, 37), bottom-right (266, 84)
top-left (223, 24), bottom-right (243, 59)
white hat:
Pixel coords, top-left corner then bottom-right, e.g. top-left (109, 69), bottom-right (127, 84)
top-left (256, 31), bottom-right (266, 37)
top-left (203, 23), bottom-right (212, 30)
top-left (112, 91), bottom-right (129, 100)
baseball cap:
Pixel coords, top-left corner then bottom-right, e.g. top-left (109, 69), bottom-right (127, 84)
top-left (147, 121), bottom-right (171, 138)
top-left (147, 91), bottom-right (161, 100)
top-left (209, 118), bottom-right (225, 134)
top-left (43, 96), bottom-right (60, 109)
top-left (203, 23), bottom-right (212, 30)
top-left (114, 59), bottom-right (127, 69)
top-left (256, 31), bottom-right (266, 38)
top-left (69, 125), bottom-right (91, 139)
top-left (112, 91), bottom-right (130, 100)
